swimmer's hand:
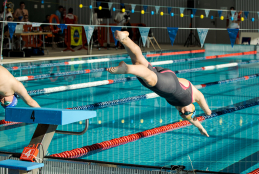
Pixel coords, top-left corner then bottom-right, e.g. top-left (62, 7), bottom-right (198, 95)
top-left (206, 110), bottom-right (212, 116)
top-left (198, 128), bottom-right (209, 137)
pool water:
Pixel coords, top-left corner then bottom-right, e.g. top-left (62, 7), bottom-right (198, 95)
top-left (0, 50), bottom-right (259, 173)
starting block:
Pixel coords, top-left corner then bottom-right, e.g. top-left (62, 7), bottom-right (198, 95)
top-left (0, 107), bottom-right (96, 174)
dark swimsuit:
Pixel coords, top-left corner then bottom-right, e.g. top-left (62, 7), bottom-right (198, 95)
top-left (137, 64), bottom-right (193, 107)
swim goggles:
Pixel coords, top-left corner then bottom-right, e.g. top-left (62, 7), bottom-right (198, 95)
top-left (179, 110), bottom-right (196, 120)
top-left (1, 94), bottom-right (18, 108)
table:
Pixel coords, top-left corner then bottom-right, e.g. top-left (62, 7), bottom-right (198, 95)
top-left (13, 32), bottom-right (52, 51)
top-left (240, 32), bottom-right (259, 45)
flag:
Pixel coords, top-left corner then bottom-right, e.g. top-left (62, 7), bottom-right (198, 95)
top-left (8, 23), bottom-right (17, 39)
top-left (111, 27), bottom-right (122, 46)
top-left (139, 27), bottom-right (150, 47)
top-left (167, 27), bottom-right (178, 46)
top-left (83, 26), bottom-right (94, 45)
top-left (227, 28), bottom-right (239, 47)
top-left (205, 9), bottom-right (210, 17)
top-left (197, 28), bottom-right (209, 48)
top-left (108, 2), bottom-right (113, 10)
top-left (155, 6), bottom-right (160, 14)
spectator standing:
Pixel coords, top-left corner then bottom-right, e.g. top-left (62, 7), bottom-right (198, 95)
top-left (14, 1), bottom-right (28, 22)
top-left (227, 7), bottom-right (242, 44)
top-left (3, 16), bottom-right (13, 48)
top-left (114, 6), bottom-right (129, 48)
top-left (114, 6), bottom-right (128, 29)
top-left (1, 7), bottom-right (13, 25)
top-left (55, 6), bottom-right (64, 23)
top-left (92, 8), bottom-right (102, 45)
top-left (64, 8), bottom-right (76, 24)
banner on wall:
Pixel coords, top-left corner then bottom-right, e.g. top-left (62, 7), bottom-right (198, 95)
top-left (197, 28), bottom-right (209, 48)
top-left (167, 27), bottom-right (178, 46)
top-left (155, 6), bottom-right (160, 14)
top-left (205, 9), bottom-right (210, 17)
top-left (111, 27), bottom-right (122, 46)
top-left (227, 28), bottom-right (239, 47)
top-left (8, 23), bottom-right (17, 39)
top-left (83, 26), bottom-right (94, 45)
top-left (70, 26), bottom-right (82, 46)
top-left (139, 27), bottom-right (150, 47)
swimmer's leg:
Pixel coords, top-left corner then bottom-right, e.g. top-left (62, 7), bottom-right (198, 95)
top-left (115, 30), bottom-right (149, 66)
top-left (107, 61), bottom-right (157, 87)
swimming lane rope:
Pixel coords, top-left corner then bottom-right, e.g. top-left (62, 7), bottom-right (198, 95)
top-left (6, 50), bottom-right (205, 71)
top-left (50, 98), bottom-right (259, 158)
top-left (1, 68), bottom-right (258, 125)
top-left (15, 51), bottom-right (256, 82)
top-left (26, 59), bottom-right (259, 96)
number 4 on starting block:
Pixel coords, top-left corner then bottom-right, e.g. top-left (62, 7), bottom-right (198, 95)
top-left (5, 107), bottom-right (96, 125)
top-left (20, 144), bottom-right (39, 162)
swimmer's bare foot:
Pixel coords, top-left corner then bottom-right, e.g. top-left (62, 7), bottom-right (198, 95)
top-left (106, 61), bottom-right (128, 74)
top-left (115, 30), bottom-right (129, 43)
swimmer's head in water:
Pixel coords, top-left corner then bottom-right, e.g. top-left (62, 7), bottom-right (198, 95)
top-left (179, 104), bottom-right (196, 121)
top-left (1, 94), bottom-right (18, 108)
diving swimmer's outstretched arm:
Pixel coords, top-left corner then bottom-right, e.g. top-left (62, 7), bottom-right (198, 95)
top-left (193, 86), bottom-right (211, 115)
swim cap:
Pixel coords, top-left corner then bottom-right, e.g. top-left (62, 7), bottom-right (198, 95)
top-left (2, 94), bottom-right (18, 109)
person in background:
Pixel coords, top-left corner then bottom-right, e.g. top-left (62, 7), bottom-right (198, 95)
top-left (114, 6), bottom-right (128, 28)
top-left (114, 6), bottom-right (129, 48)
top-left (92, 8), bottom-right (103, 45)
top-left (55, 6), bottom-right (63, 23)
top-left (64, 8), bottom-right (76, 24)
top-left (3, 16), bottom-right (13, 48)
top-left (41, 15), bottom-right (50, 30)
top-left (1, 7), bottom-right (13, 25)
top-left (43, 15), bottom-right (50, 23)
top-left (124, 11), bottom-right (133, 40)
top-left (23, 15), bottom-right (29, 23)
top-left (14, 1), bottom-right (28, 22)
top-left (227, 7), bottom-right (242, 44)
top-left (74, 14), bottom-right (78, 24)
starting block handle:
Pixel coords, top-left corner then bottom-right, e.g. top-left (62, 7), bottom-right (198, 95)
top-left (55, 119), bottom-right (89, 135)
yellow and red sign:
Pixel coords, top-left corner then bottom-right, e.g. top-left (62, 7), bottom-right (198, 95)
top-left (71, 26), bottom-right (82, 46)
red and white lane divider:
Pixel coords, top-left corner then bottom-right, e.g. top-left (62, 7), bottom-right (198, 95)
top-left (14, 51), bottom-right (257, 82)
top-left (50, 96), bottom-right (259, 159)
top-left (25, 59), bottom-right (259, 96)
top-left (146, 49), bottom-right (205, 57)
top-left (248, 168), bottom-right (259, 174)
top-left (2, 72), bottom-right (258, 126)
top-left (6, 49), bottom-right (205, 71)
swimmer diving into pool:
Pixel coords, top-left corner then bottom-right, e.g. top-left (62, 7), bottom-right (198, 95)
top-left (107, 31), bottom-right (211, 137)
top-left (0, 66), bottom-right (40, 108)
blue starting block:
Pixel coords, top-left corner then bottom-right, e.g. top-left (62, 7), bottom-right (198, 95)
top-left (0, 160), bottom-right (44, 171)
top-left (1, 107), bottom-right (96, 174)
top-left (5, 107), bottom-right (96, 125)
